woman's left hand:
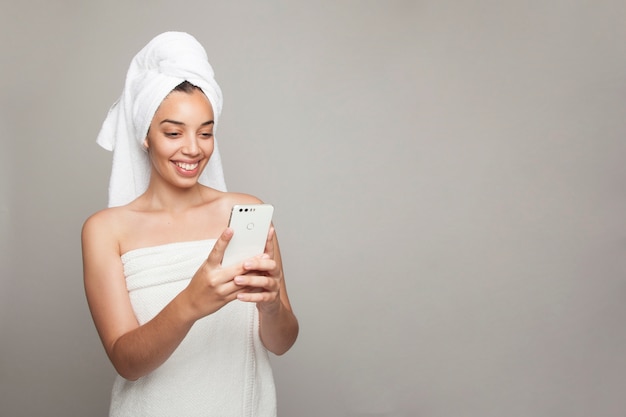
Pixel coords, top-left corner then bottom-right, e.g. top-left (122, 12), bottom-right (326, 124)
top-left (234, 225), bottom-right (298, 355)
top-left (233, 227), bottom-right (283, 311)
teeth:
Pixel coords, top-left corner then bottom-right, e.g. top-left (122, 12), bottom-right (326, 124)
top-left (175, 162), bottom-right (198, 171)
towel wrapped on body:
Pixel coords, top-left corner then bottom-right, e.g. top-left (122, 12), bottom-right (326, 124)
top-left (110, 240), bottom-right (276, 417)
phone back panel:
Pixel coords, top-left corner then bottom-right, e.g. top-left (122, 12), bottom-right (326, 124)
top-left (222, 204), bottom-right (274, 267)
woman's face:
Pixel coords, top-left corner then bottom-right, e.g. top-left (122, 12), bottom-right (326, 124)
top-left (145, 88), bottom-right (215, 188)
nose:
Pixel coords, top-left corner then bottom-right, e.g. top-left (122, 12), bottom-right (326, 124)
top-left (182, 135), bottom-right (201, 156)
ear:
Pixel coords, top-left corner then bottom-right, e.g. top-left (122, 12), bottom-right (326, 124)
top-left (143, 137), bottom-right (149, 149)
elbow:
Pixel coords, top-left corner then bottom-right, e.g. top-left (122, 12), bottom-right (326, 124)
top-left (107, 341), bottom-right (144, 382)
top-left (115, 367), bottom-right (142, 382)
top-left (266, 320), bottom-right (299, 356)
top-left (110, 358), bottom-right (143, 381)
top-left (267, 344), bottom-right (290, 356)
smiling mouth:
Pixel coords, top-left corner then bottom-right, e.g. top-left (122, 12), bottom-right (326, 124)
top-left (174, 161), bottom-right (199, 171)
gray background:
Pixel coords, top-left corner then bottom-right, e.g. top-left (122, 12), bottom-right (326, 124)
top-left (1, 1), bottom-right (625, 416)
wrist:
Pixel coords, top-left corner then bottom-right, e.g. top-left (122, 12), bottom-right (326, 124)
top-left (257, 297), bottom-right (282, 316)
top-left (172, 289), bottom-right (201, 324)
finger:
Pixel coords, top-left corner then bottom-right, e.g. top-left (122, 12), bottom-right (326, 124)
top-left (207, 228), bottom-right (234, 267)
top-left (235, 275), bottom-right (278, 291)
top-left (237, 290), bottom-right (277, 303)
top-left (243, 257), bottom-right (276, 273)
top-left (264, 226), bottom-right (275, 259)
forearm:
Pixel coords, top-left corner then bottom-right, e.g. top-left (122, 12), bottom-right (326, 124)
top-left (258, 301), bottom-right (299, 355)
top-left (108, 293), bottom-right (196, 380)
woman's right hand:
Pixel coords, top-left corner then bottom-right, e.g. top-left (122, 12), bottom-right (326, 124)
top-left (181, 228), bottom-right (246, 320)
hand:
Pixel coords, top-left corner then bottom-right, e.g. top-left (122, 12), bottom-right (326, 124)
top-left (233, 227), bottom-right (283, 312)
top-left (182, 228), bottom-right (248, 319)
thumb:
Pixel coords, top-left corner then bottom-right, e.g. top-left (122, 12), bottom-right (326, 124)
top-left (207, 227), bottom-right (234, 267)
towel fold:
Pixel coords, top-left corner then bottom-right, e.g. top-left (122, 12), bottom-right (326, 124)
top-left (97, 32), bottom-right (227, 208)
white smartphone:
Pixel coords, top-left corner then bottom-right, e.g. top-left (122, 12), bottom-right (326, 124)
top-left (221, 203), bottom-right (274, 267)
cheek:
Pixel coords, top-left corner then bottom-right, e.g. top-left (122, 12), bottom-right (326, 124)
top-left (146, 148), bottom-right (161, 171)
top-left (146, 142), bottom-right (172, 169)
top-left (202, 139), bottom-right (215, 156)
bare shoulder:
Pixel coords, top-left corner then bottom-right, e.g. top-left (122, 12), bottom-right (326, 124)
top-left (217, 191), bottom-right (265, 206)
top-left (202, 188), bottom-right (265, 213)
top-left (81, 206), bottom-right (129, 251)
top-left (83, 206), bottom-right (122, 232)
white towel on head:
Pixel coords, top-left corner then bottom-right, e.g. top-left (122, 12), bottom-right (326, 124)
top-left (97, 31), bottom-right (227, 208)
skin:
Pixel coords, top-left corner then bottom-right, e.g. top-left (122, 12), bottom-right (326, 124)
top-left (82, 88), bottom-right (298, 381)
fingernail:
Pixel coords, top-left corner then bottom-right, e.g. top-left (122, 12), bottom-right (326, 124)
top-left (234, 276), bottom-right (244, 284)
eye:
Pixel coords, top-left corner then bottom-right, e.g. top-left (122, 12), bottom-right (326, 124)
top-left (165, 132), bottom-right (181, 138)
top-left (200, 132), bottom-right (213, 139)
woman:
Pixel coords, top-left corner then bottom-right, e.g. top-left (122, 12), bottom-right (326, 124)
top-left (82, 32), bottom-right (298, 417)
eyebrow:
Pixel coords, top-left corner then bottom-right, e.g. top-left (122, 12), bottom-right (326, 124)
top-left (159, 119), bottom-right (214, 126)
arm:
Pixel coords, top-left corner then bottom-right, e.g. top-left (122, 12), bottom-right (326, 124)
top-left (235, 228), bottom-right (299, 355)
top-left (82, 213), bottom-right (244, 380)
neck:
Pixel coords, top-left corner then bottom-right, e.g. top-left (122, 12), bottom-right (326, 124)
top-left (141, 181), bottom-right (206, 213)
